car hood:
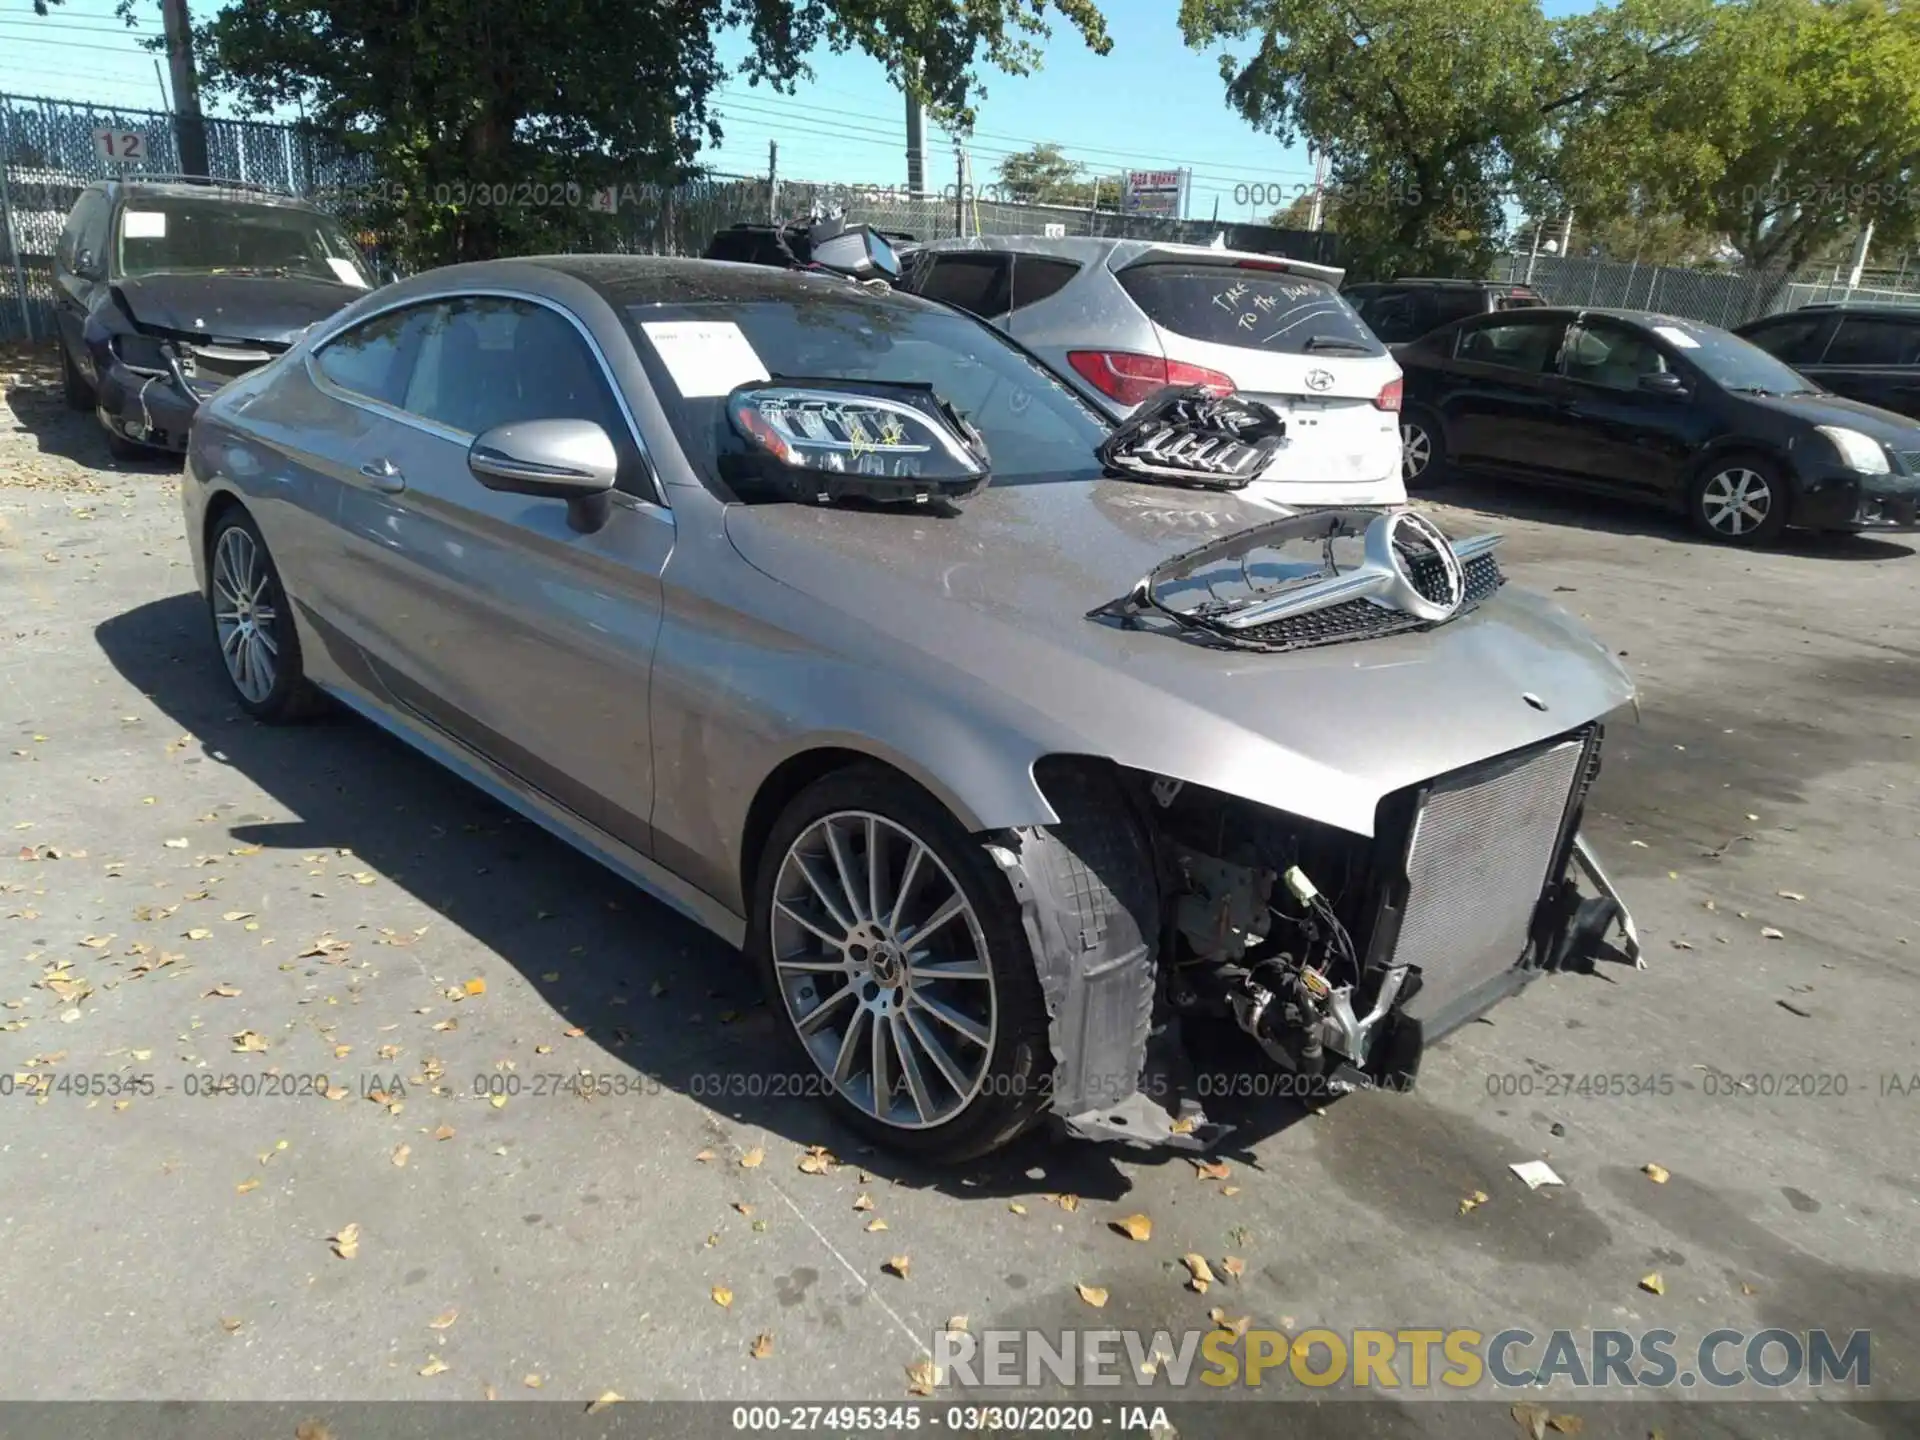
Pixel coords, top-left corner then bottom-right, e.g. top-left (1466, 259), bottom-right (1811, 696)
top-left (1749, 387), bottom-right (1920, 441)
top-left (112, 272), bottom-right (366, 344)
top-left (724, 480), bottom-right (1636, 837)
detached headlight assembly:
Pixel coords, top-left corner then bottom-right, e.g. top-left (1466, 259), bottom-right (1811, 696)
top-left (111, 330), bottom-right (173, 378)
top-left (1816, 425), bottom-right (1891, 475)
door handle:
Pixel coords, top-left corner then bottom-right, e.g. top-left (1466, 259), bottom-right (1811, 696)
top-left (357, 458), bottom-right (406, 493)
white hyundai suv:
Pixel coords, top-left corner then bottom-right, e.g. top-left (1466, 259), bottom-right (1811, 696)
top-left (903, 236), bottom-right (1406, 509)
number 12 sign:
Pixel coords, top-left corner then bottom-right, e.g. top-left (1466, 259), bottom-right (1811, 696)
top-left (92, 128), bottom-right (148, 164)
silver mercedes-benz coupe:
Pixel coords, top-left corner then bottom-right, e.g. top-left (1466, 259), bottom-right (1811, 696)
top-left (181, 254), bottom-right (1643, 1161)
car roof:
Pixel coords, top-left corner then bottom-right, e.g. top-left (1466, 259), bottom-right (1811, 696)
top-left (1789, 301), bottom-right (1920, 315)
top-left (1453, 306), bottom-right (1708, 329)
top-left (97, 175), bottom-right (325, 212)
top-left (916, 233), bottom-right (1345, 285)
top-left (527, 253), bottom-right (947, 312)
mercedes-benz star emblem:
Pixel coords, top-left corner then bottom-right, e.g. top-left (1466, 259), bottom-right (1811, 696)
top-left (1305, 368), bottom-right (1335, 392)
top-left (1368, 509), bottom-right (1466, 622)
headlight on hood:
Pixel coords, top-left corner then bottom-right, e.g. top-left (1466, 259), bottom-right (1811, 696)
top-left (1816, 425), bottom-right (1891, 475)
top-left (111, 331), bottom-right (173, 378)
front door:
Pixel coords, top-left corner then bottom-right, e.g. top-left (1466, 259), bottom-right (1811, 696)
top-left (326, 294), bottom-right (672, 856)
top-left (1442, 314), bottom-right (1571, 476)
top-left (1551, 318), bottom-right (1702, 499)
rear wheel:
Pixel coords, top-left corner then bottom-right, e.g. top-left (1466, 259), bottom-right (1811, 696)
top-left (1689, 454), bottom-right (1787, 546)
top-left (206, 509), bottom-right (324, 722)
top-left (751, 767), bottom-right (1050, 1162)
top-left (1401, 407), bottom-right (1447, 490)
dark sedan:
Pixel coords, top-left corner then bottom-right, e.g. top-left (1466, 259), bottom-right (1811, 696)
top-left (53, 175), bottom-right (377, 459)
top-left (1396, 307), bottom-right (1920, 545)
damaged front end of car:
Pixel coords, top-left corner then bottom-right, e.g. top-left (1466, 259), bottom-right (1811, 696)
top-left (1005, 506), bottom-right (1644, 1151)
top-left (88, 303), bottom-right (288, 453)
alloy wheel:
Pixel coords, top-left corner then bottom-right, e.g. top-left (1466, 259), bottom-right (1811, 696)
top-left (1700, 467), bottom-right (1773, 537)
top-left (769, 811), bottom-right (997, 1130)
top-left (212, 525), bottom-right (280, 704)
top-left (1401, 421), bottom-right (1432, 483)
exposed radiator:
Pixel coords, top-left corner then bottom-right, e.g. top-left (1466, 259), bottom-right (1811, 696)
top-left (1393, 735), bottom-right (1588, 1022)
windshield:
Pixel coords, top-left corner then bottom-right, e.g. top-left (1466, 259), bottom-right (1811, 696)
top-left (1651, 317), bottom-right (1819, 394)
top-left (114, 194), bottom-right (375, 287)
top-left (626, 296), bottom-right (1112, 497)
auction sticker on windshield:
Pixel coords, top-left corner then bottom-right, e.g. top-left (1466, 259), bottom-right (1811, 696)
top-left (122, 211), bottom-right (167, 238)
top-left (1653, 324), bottom-right (1701, 348)
top-left (326, 258), bottom-right (369, 288)
top-left (641, 320), bottom-right (770, 397)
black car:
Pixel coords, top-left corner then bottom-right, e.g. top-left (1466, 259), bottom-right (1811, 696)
top-left (1396, 307), bottom-right (1920, 545)
top-left (1344, 277), bottom-right (1546, 345)
top-left (52, 174), bottom-right (378, 458)
top-left (1735, 303), bottom-right (1920, 421)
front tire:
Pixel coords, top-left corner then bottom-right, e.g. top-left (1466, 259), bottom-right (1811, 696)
top-left (749, 765), bottom-right (1059, 1163)
top-left (1689, 454), bottom-right (1788, 546)
top-left (206, 509), bottom-right (324, 723)
top-left (61, 344), bottom-right (94, 411)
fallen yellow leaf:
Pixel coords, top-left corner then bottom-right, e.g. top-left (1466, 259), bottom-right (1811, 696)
top-left (1075, 1282), bottom-right (1109, 1308)
top-left (852, 1193), bottom-right (874, 1211)
top-left (694, 1148), bottom-right (716, 1164)
top-left (463, 977), bottom-right (486, 996)
top-left (330, 1223), bottom-right (360, 1259)
top-left (866, 1217), bottom-right (889, 1233)
top-left (1643, 1163), bottom-right (1671, 1184)
top-left (1221, 1255), bottom-right (1246, 1280)
top-left (740, 1146), bottom-right (764, 1169)
top-left (523, 1374), bottom-right (543, 1389)
top-left (434, 1125), bottom-right (456, 1142)
top-left (1008, 1202), bottom-right (1027, 1215)
top-left (1640, 1272), bottom-right (1667, 1296)
top-left (235, 1178), bottom-right (260, 1195)
top-left (712, 1285), bottom-right (734, 1308)
top-left (428, 1308), bottom-right (458, 1330)
top-left (1194, 1159), bottom-right (1231, 1181)
top-left (883, 1255), bottom-right (911, 1278)
top-left (905, 1359), bottom-right (941, 1396)
top-left (1113, 1213), bottom-right (1153, 1242)
top-left (1459, 1189), bottom-right (1490, 1215)
top-left (489, 1094), bottom-right (506, 1109)
top-left (1182, 1253), bottom-right (1216, 1293)
top-left (391, 1144), bottom-right (411, 1168)
top-left (418, 1356), bottom-right (448, 1377)
top-left (750, 1332), bottom-right (774, 1360)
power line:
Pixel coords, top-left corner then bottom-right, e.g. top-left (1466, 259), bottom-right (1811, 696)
top-left (0, 15), bottom-right (153, 34)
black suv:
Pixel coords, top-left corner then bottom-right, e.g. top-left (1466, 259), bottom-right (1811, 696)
top-left (1735, 303), bottom-right (1920, 421)
top-left (53, 174), bottom-right (377, 458)
top-left (1344, 277), bottom-right (1547, 345)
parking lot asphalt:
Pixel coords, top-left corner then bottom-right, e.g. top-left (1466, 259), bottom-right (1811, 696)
top-left (3, 341), bottom-right (1918, 1437)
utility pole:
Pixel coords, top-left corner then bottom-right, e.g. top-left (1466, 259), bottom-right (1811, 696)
top-left (954, 146), bottom-right (964, 237)
top-left (1307, 147), bottom-right (1327, 232)
top-left (1846, 221), bottom-right (1874, 292)
top-left (1558, 208), bottom-right (1575, 259)
top-left (1524, 218), bottom-right (1544, 283)
top-left (904, 91), bottom-right (925, 199)
top-left (767, 140), bottom-right (779, 223)
top-left (160, 0), bottom-right (209, 176)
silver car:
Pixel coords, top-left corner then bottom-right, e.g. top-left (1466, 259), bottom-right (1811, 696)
top-left (905, 236), bottom-right (1407, 510)
top-left (182, 255), bottom-right (1642, 1162)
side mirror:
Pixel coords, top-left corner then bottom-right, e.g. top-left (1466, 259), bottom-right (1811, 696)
top-left (469, 419), bottom-right (618, 533)
top-left (75, 248), bottom-right (104, 281)
top-left (1638, 371), bottom-right (1688, 398)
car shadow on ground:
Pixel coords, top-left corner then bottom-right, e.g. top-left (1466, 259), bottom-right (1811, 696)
top-left (3, 347), bottom-right (181, 473)
top-left (96, 591), bottom-right (1313, 1205)
top-left (1420, 472), bottom-right (1917, 561)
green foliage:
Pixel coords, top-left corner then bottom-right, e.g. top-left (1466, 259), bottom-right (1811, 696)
top-left (1267, 193), bottom-right (1317, 229)
top-left (172, 0), bottom-right (1111, 266)
top-left (994, 143), bottom-right (1123, 208)
top-left (1564, 0), bottom-right (1920, 274)
top-left (1178, 0), bottom-right (1708, 279)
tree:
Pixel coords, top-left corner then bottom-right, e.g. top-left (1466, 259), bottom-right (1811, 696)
top-left (1177, 0), bottom-right (1709, 280)
top-left (994, 143), bottom-right (1124, 209)
top-left (117, 0), bottom-right (1109, 265)
top-left (1267, 193), bottom-right (1317, 228)
top-left (1563, 0), bottom-right (1920, 277)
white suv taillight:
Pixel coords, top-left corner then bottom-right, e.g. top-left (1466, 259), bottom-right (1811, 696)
top-left (1373, 377), bottom-right (1403, 412)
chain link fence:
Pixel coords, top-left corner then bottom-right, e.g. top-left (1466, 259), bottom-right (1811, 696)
top-left (2, 89), bottom-right (1343, 340)
top-left (1490, 251), bottom-right (1920, 329)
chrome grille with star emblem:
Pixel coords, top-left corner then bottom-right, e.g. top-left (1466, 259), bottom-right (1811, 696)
top-left (1087, 506), bottom-right (1507, 653)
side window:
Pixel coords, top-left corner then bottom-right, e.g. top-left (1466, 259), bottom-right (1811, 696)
top-left (915, 254), bottom-right (1011, 318)
top-left (1563, 322), bottom-right (1669, 390)
top-left (1429, 289), bottom-right (1489, 327)
top-left (396, 296), bottom-right (651, 496)
top-left (1456, 317), bottom-right (1564, 374)
top-left (1362, 291), bottom-right (1420, 343)
top-left (1823, 316), bottom-right (1920, 367)
top-left (1742, 316), bottom-right (1827, 364)
top-left (59, 191), bottom-right (106, 273)
top-left (312, 306), bottom-right (423, 406)
top-left (1007, 255), bottom-right (1079, 313)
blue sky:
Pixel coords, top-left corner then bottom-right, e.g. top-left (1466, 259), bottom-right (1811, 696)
top-left (1, 0), bottom-right (1587, 223)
